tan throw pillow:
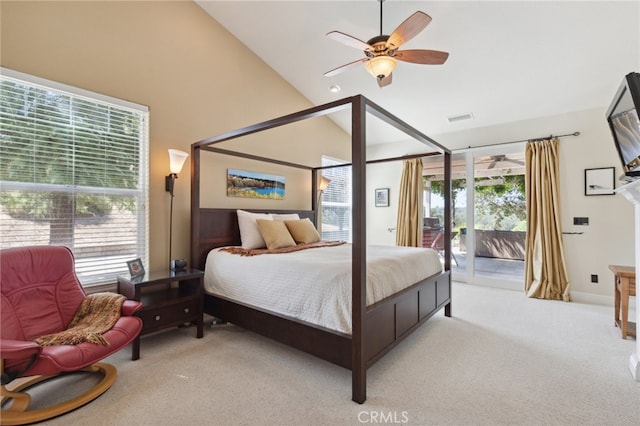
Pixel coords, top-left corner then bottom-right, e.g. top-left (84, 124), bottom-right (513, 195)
top-left (256, 219), bottom-right (296, 250)
top-left (285, 218), bottom-right (321, 244)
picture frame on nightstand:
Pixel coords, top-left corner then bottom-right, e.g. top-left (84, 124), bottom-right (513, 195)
top-left (126, 258), bottom-right (145, 278)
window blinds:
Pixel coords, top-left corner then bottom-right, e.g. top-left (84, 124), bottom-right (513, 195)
top-left (0, 68), bottom-right (149, 286)
top-left (320, 157), bottom-right (352, 242)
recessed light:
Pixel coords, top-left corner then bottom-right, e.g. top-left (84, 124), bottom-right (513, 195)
top-left (329, 85), bottom-right (341, 93)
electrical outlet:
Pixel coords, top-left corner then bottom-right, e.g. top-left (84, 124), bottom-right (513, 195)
top-left (591, 274), bottom-right (598, 283)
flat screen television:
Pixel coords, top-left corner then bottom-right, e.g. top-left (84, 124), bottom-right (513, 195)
top-left (606, 72), bottom-right (640, 179)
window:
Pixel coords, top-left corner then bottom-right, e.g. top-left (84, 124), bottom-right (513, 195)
top-left (0, 68), bottom-right (149, 286)
top-left (320, 156), bottom-right (352, 242)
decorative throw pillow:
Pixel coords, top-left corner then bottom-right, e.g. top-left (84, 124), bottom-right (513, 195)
top-left (237, 210), bottom-right (272, 249)
top-left (271, 213), bottom-right (300, 221)
top-left (285, 218), bottom-right (321, 244)
top-left (256, 219), bottom-right (297, 250)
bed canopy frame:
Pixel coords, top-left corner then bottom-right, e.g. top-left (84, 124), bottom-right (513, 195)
top-left (191, 95), bottom-right (452, 403)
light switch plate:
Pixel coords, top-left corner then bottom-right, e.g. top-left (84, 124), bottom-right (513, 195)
top-left (573, 217), bottom-right (589, 226)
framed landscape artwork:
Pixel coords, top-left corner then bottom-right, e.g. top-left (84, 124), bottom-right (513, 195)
top-left (227, 169), bottom-right (285, 200)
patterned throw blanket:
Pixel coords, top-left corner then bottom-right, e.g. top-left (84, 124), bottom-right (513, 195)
top-left (35, 292), bottom-right (126, 346)
top-left (221, 240), bottom-right (346, 257)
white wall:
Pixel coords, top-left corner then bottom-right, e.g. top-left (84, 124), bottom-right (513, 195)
top-left (366, 161), bottom-right (403, 245)
top-left (555, 109), bottom-right (635, 301)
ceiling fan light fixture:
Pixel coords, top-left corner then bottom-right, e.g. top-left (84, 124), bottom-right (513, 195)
top-left (365, 56), bottom-right (397, 80)
top-left (325, 6), bottom-right (446, 87)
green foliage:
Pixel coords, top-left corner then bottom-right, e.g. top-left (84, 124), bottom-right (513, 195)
top-left (0, 191), bottom-right (51, 219)
top-left (426, 174), bottom-right (526, 231)
top-left (474, 175), bottom-right (526, 229)
top-left (0, 80), bottom-right (141, 222)
top-left (426, 177), bottom-right (466, 207)
top-left (0, 191), bottom-right (136, 220)
top-left (474, 174), bottom-right (525, 196)
top-left (511, 220), bottom-right (527, 232)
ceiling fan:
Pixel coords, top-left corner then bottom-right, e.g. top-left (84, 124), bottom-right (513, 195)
top-left (487, 155), bottom-right (526, 169)
top-left (324, 0), bottom-right (449, 87)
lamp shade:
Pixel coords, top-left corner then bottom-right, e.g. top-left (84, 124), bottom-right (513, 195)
top-left (168, 149), bottom-right (189, 174)
top-left (318, 176), bottom-right (331, 191)
top-left (365, 56), bottom-right (397, 79)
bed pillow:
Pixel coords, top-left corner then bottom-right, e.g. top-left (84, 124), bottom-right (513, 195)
top-left (271, 213), bottom-right (300, 221)
top-left (255, 219), bottom-right (297, 250)
top-left (237, 210), bottom-right (272, 249)
top-left (285, 218), bottom-right (321, 244)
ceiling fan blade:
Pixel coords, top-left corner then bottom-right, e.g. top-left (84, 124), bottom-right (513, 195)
top-left (377, 73), bottom-right (393, 88)
top-left (386, 11), bottom-right (432, 49)
top-left (326, 31), bottom-right (372, 51)
top-left (395, 49), bottom-right (449, 65)
top-left (324, 58), bottom-right (369, 77)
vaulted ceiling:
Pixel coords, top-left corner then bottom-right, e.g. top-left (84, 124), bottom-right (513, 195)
top-left (198, 1), bottom-right (639, 146)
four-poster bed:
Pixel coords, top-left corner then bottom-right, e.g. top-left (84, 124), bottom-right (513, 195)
top-left (190, 95), bottom-right (452, 403)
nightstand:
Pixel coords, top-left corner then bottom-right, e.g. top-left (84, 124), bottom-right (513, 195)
top-left (117, 268), bottom-right (204, 360)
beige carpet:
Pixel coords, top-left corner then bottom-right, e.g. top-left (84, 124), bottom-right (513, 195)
top-left (30, 282), bottom-right (640, 425)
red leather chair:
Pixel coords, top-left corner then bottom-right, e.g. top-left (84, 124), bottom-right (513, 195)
top-left (1, 246), bottom-right (143, 425)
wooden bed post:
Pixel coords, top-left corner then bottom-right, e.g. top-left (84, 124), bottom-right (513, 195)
top-left (352, 96), bottom-right (367, 404)
top-left (311, 169), bottom-right (319, 227)
top-left (190, 145), bottom-right (201, 270)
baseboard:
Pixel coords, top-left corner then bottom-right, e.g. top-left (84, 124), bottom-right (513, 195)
top-left (569, 290), bottom-right (612, 306)
top-left (453, 282), bottom-right (634, 313)
top-left (571, 291), bottom-right (636, 317)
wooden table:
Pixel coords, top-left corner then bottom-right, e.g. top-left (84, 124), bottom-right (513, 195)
top-left (609, 265), bottom-right (636, 339)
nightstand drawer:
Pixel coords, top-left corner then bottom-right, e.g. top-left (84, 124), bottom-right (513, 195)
top-left (139, 298), bottom-right (200, 331)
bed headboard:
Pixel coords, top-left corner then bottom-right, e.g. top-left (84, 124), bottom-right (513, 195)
top-left (192, 208), bottom-right (316, 270)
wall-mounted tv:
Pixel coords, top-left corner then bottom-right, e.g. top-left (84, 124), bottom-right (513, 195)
top-left (606, 72), bottom-right (640, 179)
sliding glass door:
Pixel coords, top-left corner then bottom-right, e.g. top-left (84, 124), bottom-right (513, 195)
top-left (423, 145), bottom-right (526, 287)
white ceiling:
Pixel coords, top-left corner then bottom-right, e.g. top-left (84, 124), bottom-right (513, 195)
top-left (197, 1), bottom-right (639, 145)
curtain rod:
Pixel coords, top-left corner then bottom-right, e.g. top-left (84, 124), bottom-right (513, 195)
top-left (457, 131), bottom-right (580, 151)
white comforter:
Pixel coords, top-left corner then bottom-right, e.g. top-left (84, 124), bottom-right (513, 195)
top-left (204, 244), bottom-right (442, 334)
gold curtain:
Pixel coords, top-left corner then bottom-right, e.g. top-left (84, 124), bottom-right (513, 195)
top-left (396, 158), bottom-right (423, 247)
top-left (524, 138), bottom-right (571, 301)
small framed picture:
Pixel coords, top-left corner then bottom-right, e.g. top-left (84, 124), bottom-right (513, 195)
top-left (375, 188), bottom-right (390, 207)
top-left (585, 167), bottom-right (615, 196)
top-left (126, 258), bottom-right (145, 278)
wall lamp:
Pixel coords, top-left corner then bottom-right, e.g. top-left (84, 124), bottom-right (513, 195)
top-left (318, 176), bottom-right (331, 192)
top-left (166, 149), bottom-right (189, 270)
top-left (317, 176), bottom-right (331, 206)
top-left (165, 149), bottom-right (189, 196)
